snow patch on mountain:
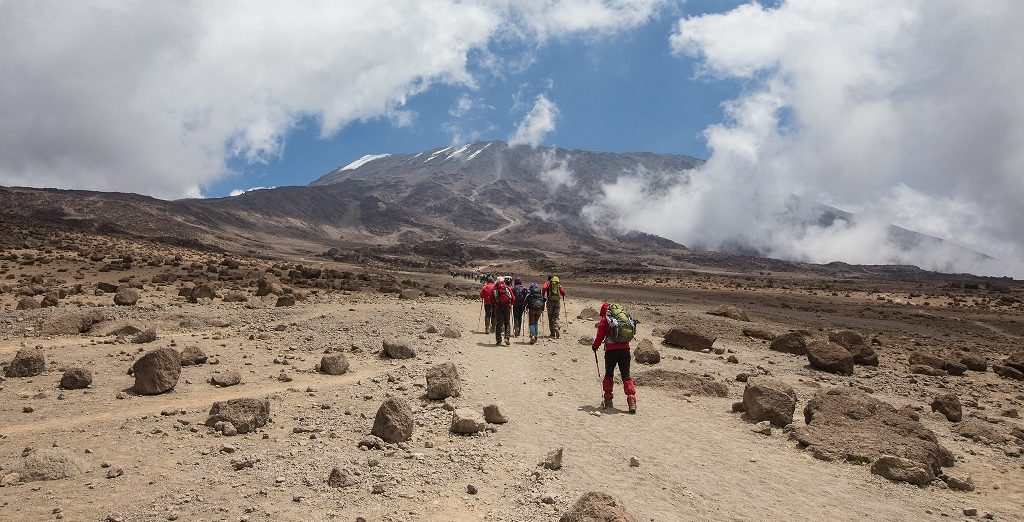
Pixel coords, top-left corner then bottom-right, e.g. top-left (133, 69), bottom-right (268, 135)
top-left (341, 154), bottom-right (391, 171)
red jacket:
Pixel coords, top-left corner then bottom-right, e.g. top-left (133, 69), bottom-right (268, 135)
top-left (592, 302), bottom-right (630, 351)
top-left (480, 282), bottom-right (495, 305)
top-left (492, 283), bottom-right (516, 308)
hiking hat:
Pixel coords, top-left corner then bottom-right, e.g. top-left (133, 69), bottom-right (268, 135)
top-left (514, 277), bottom-right (522, 285)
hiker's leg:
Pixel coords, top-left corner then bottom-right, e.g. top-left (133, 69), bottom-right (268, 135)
top-left (484, 304), bottom-right (493, 333)
top-left (602, 350), bottom-right (615, 401)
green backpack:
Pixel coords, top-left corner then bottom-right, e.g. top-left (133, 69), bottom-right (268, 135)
top-left (605, 303), bottom-right (637, 344)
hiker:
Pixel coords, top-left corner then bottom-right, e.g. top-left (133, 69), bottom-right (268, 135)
top-left (480, 276), bottom-right (496, 334)
top-left (543, 275), bottom-right (566, 338)
top-left (512, 277), bottom-right (529, 337)
top-left (592, 302), bottom-right (638, 413)
top-left (526, 282), bottom-right (545, 344)
top-left (492, 278), bottom-right (515, 345)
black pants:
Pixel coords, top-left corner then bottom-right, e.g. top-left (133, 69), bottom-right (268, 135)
top-left (604, 349), bottom-right (631, 380)
top-left (512, 305), bottom-right (526, 335)
top-left (483, 304), bottom-right (494, 330)
top-left (494, 306), bottom-right (511, 342)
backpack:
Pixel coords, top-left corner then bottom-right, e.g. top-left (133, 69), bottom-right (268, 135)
top-left (494, 282), bottom-right (513, 307)
top-left (514, 285), bottom-right (530, 306)
top-left (528, 288), bottom-right (545, 310)
top-left (605, 303), bottom-right (637, 344)
top-left (547, 278), bottom-right (561, 302)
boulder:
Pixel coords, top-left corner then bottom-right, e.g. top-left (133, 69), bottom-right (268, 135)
top-left (633, 369), bottom-right (728, 397)
top-left (132, 347), bottom-right (181, 395)
top-left (742, 378), bottom-right (797, 427)
top-left (5, 346), bottom-right (45, 378)
top-left (206, 397), bottom-right (270, 434)
top-left (870, 455), bottom-right (934, 486)
top-left (222, 290), bottom-right (247, 303)
top-left (90, 319), bottom-right (146, 337)
top-left (40, 293), bottom-right (59, 308)
top-left (944, 360), bottom-right (967, 376)
top-left (944, 473), bottom-right (976, 492)
top-left (541, 448), bottom-right (564, 470)
top-left (994, 364), bottom-right (1024, 380)
top-left (559, 491), bottom-right (637, 522)
top-left (663, 324), bottom-right (716, 351)
top-left (319, 353), bottom-right (350, 375)
top-left (930, 394), bottom-right (962, 422)
top-left (706, 305), bottom-right (750, 321)
top-left (40, 310), bottom-right (106, 335)
top-left (179, 346), bottom-right (208, 366)
top-left (256, 278), bottom-right (284, 297)
top-left (442, 327), bottom-right (462, 339)
top-left (908, 351), bottom-right (946, 370)
top-left (450, 408), bottom-right (486, 434)
top-left (132, 328), bottom-right (157, 344)
top-left (911, 364), bottom-right (947, 377)
top-left (828, 329), bottom-right (878, 366)
top-left (769, 332), bottom-right (809, 355)
top-left (632, 339), bottom-right (661, 364)
top-left (742, 327), bottom-right (777, 341)
top-left (959, 354), bottom-right (987, 372)
top-left (483, 404), bottom-right (508, 424)
top-left (806, 340), bottom-right (854, 375)
top-left (371, 398), bottom-right (414, 443)
top-left (59, 368), bottom-right (92, 389)
top-left (577, 307), bottom-right (601, 320)
top-left (792, 388), bottom-right (952, 477)
top-left (16, 297), bottom-right (40, 310)
top-left (1004, 350), bottom-right (1024, 373)
top-left (398, 289), bottom-right (422, 300)
top-left (96, 282), bottom-right (119, 293)
top-left (425, 362), bottom-right (461, 400)
top-left (113, 288), bottom-right (139, 306)
top-left (955, 420), bottom-right (1008, 445)
top-left (13, 448), bottom-right (83, 482)
top-left (188, 283), bottom-right (217, 302)
top-left (382, 339), bottom-right (416, 359)
top-left (275, 295), bottom-right (296, 307)
top-left (210, 371), bottom-right (241, 387)
top-left (327, 466), bottom-right (360, 488)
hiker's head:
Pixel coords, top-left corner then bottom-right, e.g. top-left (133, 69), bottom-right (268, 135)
top-left (530, 283), bottom-right (539, 291)
top-left (514, 277), bottom-right (522, 286)
top-left (496, 279), bottom-right (506, 288)
top-left (547, 274), bottom-right (553, 281)
top-left (486, 276), bottom-right (494, 283)
top-left (551, 276), bottom-right (559, 283)
top-left (600, 302), bottom-right (610, 315)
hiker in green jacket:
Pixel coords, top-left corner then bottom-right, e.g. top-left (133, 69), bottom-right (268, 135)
top-left (543, 275), bottom-right (565, 338)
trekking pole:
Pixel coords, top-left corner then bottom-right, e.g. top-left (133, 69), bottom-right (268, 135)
top-left (478, 302), bottom-right (483, 333)
top-left (593, 350), bottom-right (601, 380)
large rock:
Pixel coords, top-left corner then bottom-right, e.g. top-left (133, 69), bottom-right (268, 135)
top-left (742, 327), bottom-right (777, 341)
top-left (371, 398), bottom-right (414, 443)
top-left (483, 404), bottom-right (508, 424)
top-left (59, 368), bottom-right (92, 389)
top-left (210, 371), bottom-right (241, 387)
top-left (792, 388), bottom-right (952, 478)
top-left (222, 290), bottom-right (247, 303)
top-left (450, 408), bottom-right (486, 434)
top-left (275, 295), bottom-right (296, 307)
top-left (870, 455), bottom-right (934, 486)
top-left (930, 394), bottom-right (962, 422)
top-left (327, 466), bottom-right (361, 488)
top-left (113, 287), bottom-right (139, 306)
top-left (188, 283), bottom-right (217, 303)
top-left (16, 297), bottom-right (40, 310)
top-left (559, 491), bottom-right (637, 522)
top-left (742, 378), bottom-right (797, 427)
top-left (382, 339), bottom-right (416, 359)
top-left (960, 354), bottom-right (988, 372)
top-left (14, 448), bottom-right (83, 482)
top-left (828, 329), bottom-right (878, 366)
top-left (908, 351), bottom-right (947, 370)
top-left (206, 397), bottom-right (270, 434)
top-left (179, 346), bottom-right (208, 366)
top-left (425, 362), bottom-right (461, 400)
top-left (994, 364), bottom-right (1024, 380)
top-left (955, 419), bottom-right (1009, 445)
top-left (577, 307), bottom-right (601, 320)
top-left (40, 310), bottom-right (106, 335)
top-left (319, 353), bottom-right (350, 375)
top-left (1004, 350), bottom-right (1024, 373)
top-left (633, 339), bottom-right (661, 364)
top-left (633, 369), bottom-right (728, 397)
top-left (706, 305), bottom-right (750, 321)
top-left (5, 346), bottom-right (45, 378)
top-left (662, 324), bottom-right (716, 351)
top-left (132, 347), bottom-right (181, 395)
top-left (769, 332), bottom-right (809, 355)
top-left (256, 277), bottom-right (284, 297)
top-left (398, 289), bottom-right (422, 300)
top-left (806, 340), bottom-right (854, 375)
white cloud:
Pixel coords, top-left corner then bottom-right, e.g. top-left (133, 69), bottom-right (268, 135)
top-left (228, 186), bottom-right (275, 197)
top-left (538, 150), bottom-right (575, 190)
top-left (509, 94), bottom-right (559, 147)
top-left (587, 0), bottom-right (1024, 276)
top-left (0, 0), bottom-right (668, 199)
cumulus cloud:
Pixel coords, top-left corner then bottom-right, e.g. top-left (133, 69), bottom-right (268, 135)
top-left (538, 150), bottom-right (576, 191)
top-left (0, 0), bottom-right (667, 199)
top-left (509, 94), bottom-right (559, 147)
top-left (586, 0), bottom-right (1024, 276)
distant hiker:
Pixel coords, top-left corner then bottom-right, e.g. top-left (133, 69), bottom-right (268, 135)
top-left (526, 283), bottom-right (545, 344)
top-left (512, 277), bottom-right (529, 337)
top-left (592, 302), bottom-right (638, 413)
top-left (492, 278), bottom-right (516, 345)
top-left (543, 275), bottom-right (566, 338)
top-left (480, 276), bottom-right (496, 334)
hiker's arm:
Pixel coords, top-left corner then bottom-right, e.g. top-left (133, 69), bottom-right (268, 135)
top-left (592, 319), bottom-right (607, 350)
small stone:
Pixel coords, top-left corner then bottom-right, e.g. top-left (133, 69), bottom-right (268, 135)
top-left (467, 484), bottom-right (478, 495)
top-left (629, 457), bottom-right (640, 467)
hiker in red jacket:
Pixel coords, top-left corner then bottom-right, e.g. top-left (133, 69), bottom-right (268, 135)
top-left (592, 302), bottom-right (637, 413)
top-left (480, 276), bottom-right (495, 334)
top-left (492, 278), bottom-right (516, 345)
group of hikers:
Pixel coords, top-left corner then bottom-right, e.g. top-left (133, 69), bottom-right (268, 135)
top-left (478, 274), bottom-right (564, 345)
top-left (475, 273), bottom-right (638, 413)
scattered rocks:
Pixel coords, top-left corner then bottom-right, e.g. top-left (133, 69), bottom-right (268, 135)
top-left (132, 347), bottom-right (181, 395)
top-left (559, 491), bottom-right (636, 522)
top-left (59, 368), bottom-right (92, 389)
top-left (450, 408), bottom-right (486, 434)
top-left (633, 339), bottom-right (661, 364)
top-left (113, 287), bottom-right (139, 306)
top-left (319, 353), bottom-right (350, 375)
top-left (662, 324), bottom-right (716, 351)
top-left (210, 371), bottom-right (241, 387)
top-left (930, 394), bottom-right (962, 422)
top-left (425, 362), bottom-right (461, 400)
top-left (483, 404), bottom-right (508, 424)
top-left (541, 448), bottom-right (563, 470)
top-left (742, 378), bottom-right (797, 427)
top-left (805, 340), bottom-right (854, 375)
top-left (205, 397), bottom-right (270, 434)
top-left (371, 398), bottom-right (414, 443)
top-left (706, 305), bottom-right (750, 321)
top-left (382, 339), bottom-right (416, 359)
top-left (5, 346), bottom-right (45, 378)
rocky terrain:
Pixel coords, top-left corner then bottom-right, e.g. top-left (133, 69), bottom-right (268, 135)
top-left (1, 214), bottom-right (1023, 521)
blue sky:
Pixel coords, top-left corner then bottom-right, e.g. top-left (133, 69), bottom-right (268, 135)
top-left (211, 1), bottom-right (746, 198)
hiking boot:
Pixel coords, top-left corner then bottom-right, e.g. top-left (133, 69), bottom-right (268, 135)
top-left (504, 337), bottom-right (510, 346)
top-left (529, 336), bottom-right (537, 345)
top-left (602, 398), bottom-right (613, 409)
top-left (627, 396), bottom-right (637, 414)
